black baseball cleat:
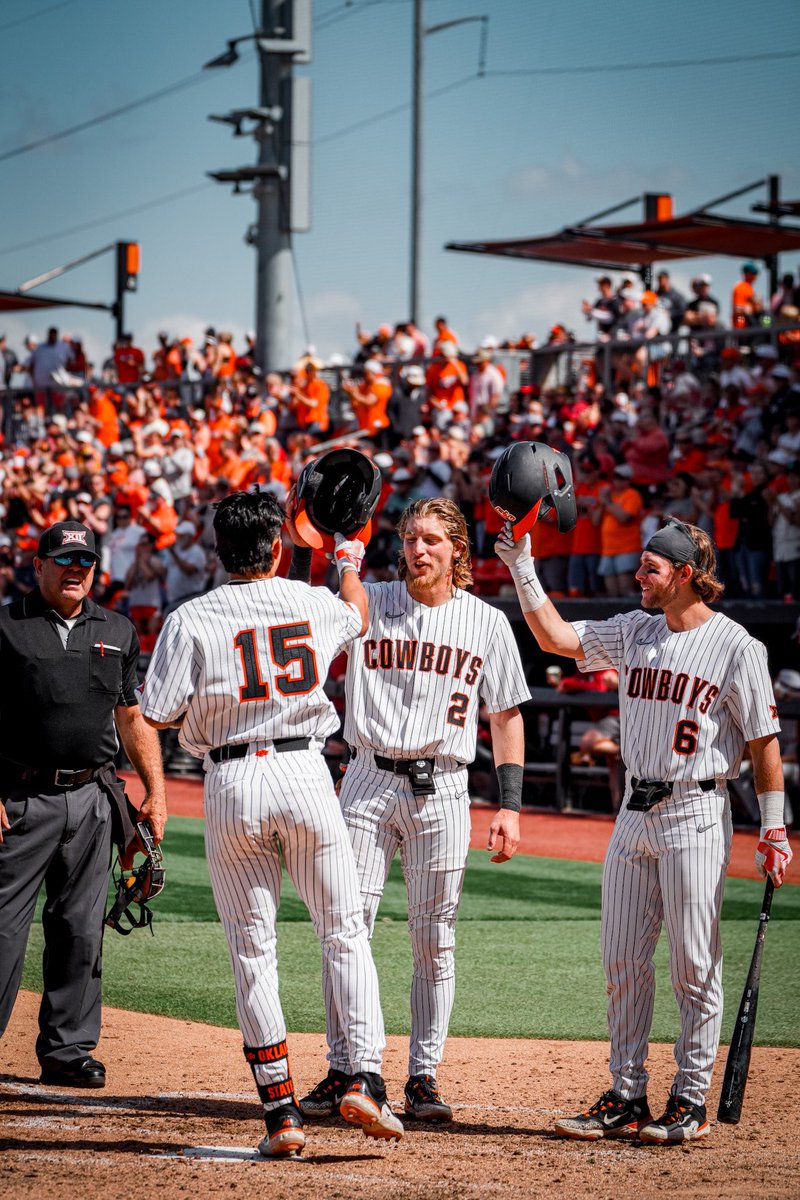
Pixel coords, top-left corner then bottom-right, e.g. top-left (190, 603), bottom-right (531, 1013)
top-left (298, 1068), bottom-right (351, 1119)
top-left (639, 1094), bottom-right (709, 1143)
top-left (339, 1072), bottom-right (404, 1141)
top-left (404, 1073), bottom-right (453, 1122)
top-left (554, 1089), bottom-right (651, 1140)
top-left (39, 1056), bottom-right (106, 1089)
top-left (258, 1101), bottom-right (306, 1158)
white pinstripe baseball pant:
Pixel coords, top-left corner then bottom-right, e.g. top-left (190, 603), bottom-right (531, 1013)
top-left (601, 781), bottom-right (732, 1106)
top-left (203, 748), bottom-right (385, 1105)
top-left (324, 753), bottom-right (472, 1077)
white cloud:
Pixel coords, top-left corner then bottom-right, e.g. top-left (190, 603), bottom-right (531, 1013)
top-left (506, 155), bottom-right (692, 207)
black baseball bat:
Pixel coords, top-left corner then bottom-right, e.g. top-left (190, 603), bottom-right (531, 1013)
top-left (716, 876), bottom-right (775, 1125)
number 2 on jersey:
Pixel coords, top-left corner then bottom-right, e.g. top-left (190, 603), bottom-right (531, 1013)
top-left (234, 623), bottom-right (319, 702)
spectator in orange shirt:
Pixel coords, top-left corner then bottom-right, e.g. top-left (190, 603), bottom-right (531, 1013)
top-left (597, 463), bottom-right (644, 595)
top-left (288, 359), bottom-right (330, 435)
top-left (113, 333), bottom-right (145, 386)
top-left (732, 261), bottom-right (764, 329)
top-left (432, 315), bottom-right (459, 354)
top-left (342, 358), bottom-right (392, 446)
top-left (213, 332), bottom-right (237, 379)
top-left (529, 503), bottom-right (573, 596)
top-left (425, 343), bottom-right (468, 426)
top-left (137, 479), bottom-right (178, 550)
top-left (89, 387), bottom-right (121, 448)
top-left (568, 455), bottom-right (604, 596)
top-left (670, 428), bottom-right (707, 477)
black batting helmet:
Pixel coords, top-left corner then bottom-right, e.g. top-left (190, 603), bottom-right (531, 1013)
top-left (489, 441), bottom-right (577, 541)
top-left (292, 447), bottom-right (381, 553)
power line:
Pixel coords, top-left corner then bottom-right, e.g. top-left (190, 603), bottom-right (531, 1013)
top-left (0, 0), bottom-right (80, 34)
top-left (315, 72), bottom-right (476, 145)
top-left (0, 182), bottom-right (214, 257)
top-left (484, 47), bottom-right (800, 79)
top-left (0, 70), bottom-right (210, 165)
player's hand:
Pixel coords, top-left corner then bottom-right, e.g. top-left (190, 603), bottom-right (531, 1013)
top-left (332, 533), bottom-right (365, 578)
top-left (755, 826), bottom-right (793, 886)
top-left (0, 799), bottom-right (10, 844)
top-left (487, 808), bottom-right (520, 863)
top-left (494, 524), bottom-right (531, 569)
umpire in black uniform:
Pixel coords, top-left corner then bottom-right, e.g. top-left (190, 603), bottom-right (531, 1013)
top-left (0, 520), bottom-right (166, 1088)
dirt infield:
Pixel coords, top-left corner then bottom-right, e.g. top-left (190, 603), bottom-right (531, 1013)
top-left (2, 991), bottom-right (798, 1200)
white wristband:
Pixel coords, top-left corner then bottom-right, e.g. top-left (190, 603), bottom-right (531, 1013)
top-left (757, 790), bottom-right (784, 828)
top-left (510, 561), bottom-right (548, 613)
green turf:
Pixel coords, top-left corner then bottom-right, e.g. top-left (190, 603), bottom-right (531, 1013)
top-left (19, 815), bottom-right (800, 1046)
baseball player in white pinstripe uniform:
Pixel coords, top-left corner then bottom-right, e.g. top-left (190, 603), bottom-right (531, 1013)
top-left (300, 497), bottom-right (530, 1124)
top-left (139, 491), bottom-right (403, 1158)
top-left (497, 516), bottom-right (792, 1144)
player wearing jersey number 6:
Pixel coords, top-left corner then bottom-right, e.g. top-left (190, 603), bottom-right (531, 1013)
top-left (496, 516), bottom-right (791, 1144)
top-left (298, 497), bottom-right (530, 1124)
top-left (139, 492), bottom-right (403, 1158)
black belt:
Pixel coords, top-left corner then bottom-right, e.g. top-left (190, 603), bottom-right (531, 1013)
top-left (631, 776), bottom-right (717, 793)
top-left (19, 765), bottom-right (101, 789)
top-left (374, 754), bottom-right (435, 775)
top-left (209, 737), bottom-right (311, 764)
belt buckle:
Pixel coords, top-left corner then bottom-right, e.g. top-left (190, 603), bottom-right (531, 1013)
top-left (54, 768), bottom-right (77, 787)
top-left (406, 758), bottom-right (435, 796)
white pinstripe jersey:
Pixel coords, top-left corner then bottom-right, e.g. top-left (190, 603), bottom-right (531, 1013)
top-left (573, 609), bottom-right (780, 782)
top-left (139, 577), bottom-right (362, 757)
top-left (343, 581), bottom-right (530, 761)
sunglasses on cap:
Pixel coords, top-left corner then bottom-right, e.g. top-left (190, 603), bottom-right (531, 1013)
top-left (51, 553), bottom-right (97, 569)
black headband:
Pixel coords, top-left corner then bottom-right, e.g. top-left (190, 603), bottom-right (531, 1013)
top-left (645, 519), bottom-right (701, 567)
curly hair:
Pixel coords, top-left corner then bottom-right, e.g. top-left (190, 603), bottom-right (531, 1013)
top-left (397, 497), bottom-right (474, 590)
top-left (665, 515), bottom-right (725, 603)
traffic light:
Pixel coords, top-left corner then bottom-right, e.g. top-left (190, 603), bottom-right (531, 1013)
top-left (116, 241), bottom-right (140, 293)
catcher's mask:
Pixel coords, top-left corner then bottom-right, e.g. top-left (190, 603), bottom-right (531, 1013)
top-left (291, 447), bottom-right (381, 554)
top-left (489, 441), bottom-right (577, 541)
top-left (105, 822), bottom-right (165, 936)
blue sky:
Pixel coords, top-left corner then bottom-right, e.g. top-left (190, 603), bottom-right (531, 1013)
top-left (1, 0), bottom-right (798, 370)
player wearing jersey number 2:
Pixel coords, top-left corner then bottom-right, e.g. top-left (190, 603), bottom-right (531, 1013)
top-left (299, 497), bottom-right (530, 1124)
top-left (139, 492), bottom-right (403, 1158)
top-left (496, 516), bottom-right (792, 1145)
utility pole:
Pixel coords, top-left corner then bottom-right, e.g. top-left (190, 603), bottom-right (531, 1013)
top-left (206, 1), bottom-right (312, 372)
top-left (409, 0), bottom-right (423, 325)
top-left (256, 0), bottom-right (292, 374)
top-left (409, 9), bottom-right (488, 328)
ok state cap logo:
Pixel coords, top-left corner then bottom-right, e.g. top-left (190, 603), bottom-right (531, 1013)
top-left (61, 530), bottom-right (88, 546)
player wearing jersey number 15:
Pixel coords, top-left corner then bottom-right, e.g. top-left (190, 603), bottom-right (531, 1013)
top-left (139, 492), bottom-right (403, 1157)
top-left (497, 515), bottom-right (791, 1144)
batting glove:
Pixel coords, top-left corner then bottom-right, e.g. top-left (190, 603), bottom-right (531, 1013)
top-left (494, 525), bottom-right (532, 569)
top-left (493, 524), bottom-right (547, 612)
top-left (755, 826), bottom-right (793, 887)
top-left (332, 533), bottom-right (365, 579)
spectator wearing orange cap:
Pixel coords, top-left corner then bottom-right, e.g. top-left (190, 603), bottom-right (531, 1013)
top-left (288, 359), bottom-right (330, 436)
top-left (624, 290), bottom-right (671, 378)
top-left (342, 359), bottom-right (392, 446)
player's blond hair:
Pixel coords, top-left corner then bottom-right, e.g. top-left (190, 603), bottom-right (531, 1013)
top-left (397, 497), bottom-right (474, 590)
top-left (665, 516), bottom-right (725, 603)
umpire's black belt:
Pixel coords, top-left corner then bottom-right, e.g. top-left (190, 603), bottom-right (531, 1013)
top-left (209, 737), bottom-right (311, 764)
top-left (631, 776), bottom-right (717, 793)
top-left (19, 765), bottom-right (104, 789)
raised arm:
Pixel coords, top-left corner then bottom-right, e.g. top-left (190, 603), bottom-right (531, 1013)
top-left (494, 528), bottom-right (584, 658)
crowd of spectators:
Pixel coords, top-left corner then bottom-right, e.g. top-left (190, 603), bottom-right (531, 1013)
top-left (0, 272), bottom-right (798, 660)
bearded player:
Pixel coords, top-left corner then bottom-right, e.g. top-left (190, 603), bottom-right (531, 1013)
top-left (296, 497), bottom-right (530, 1124)
top-left (496, 494), bottom-right (791, 1144)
